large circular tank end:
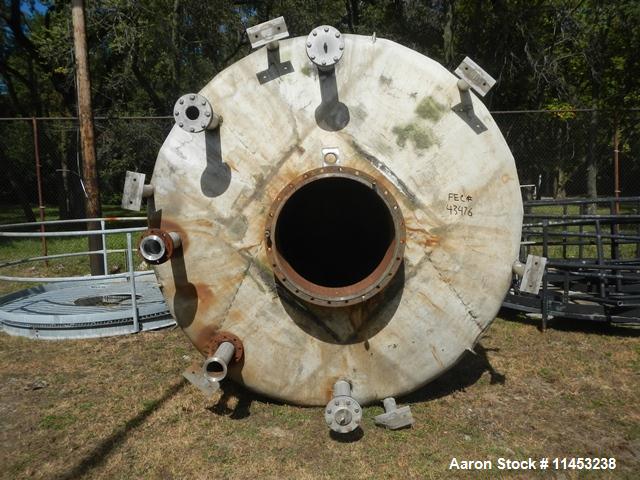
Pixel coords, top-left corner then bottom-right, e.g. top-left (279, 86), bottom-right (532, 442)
top-left (265, 166), bottom-right (405, 307)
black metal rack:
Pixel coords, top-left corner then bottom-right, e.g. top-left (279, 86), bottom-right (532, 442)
top-left (503, 196), bottom-right (640, 329)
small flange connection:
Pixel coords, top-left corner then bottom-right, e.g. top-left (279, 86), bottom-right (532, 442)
top-left (324, 380), bottom-right (362, 434)
top-left (138, 228), bottom-right (181, 265)
top-left (173, 93), bottom-right (221, 133)
top-left (306, 26), bottom-right (345, 71)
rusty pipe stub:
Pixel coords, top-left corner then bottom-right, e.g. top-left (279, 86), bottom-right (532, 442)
top-left (138, 228), bottom-right (181, 265)
top-left (265, 166), bottom-right (405, 307)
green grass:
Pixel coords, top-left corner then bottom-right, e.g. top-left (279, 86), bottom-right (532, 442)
top-left (1, 320), bottom-right (638, 479)
top-left (39, 413), bottom-right (77, 431)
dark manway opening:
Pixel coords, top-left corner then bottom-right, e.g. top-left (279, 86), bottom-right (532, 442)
top-left (275, 177), bottom-right (395, 288)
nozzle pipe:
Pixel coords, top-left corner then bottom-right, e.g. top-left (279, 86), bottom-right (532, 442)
top-left (139, 234), bottom-right (165, 262)
top-left (383, 397), bottom-right (397, 412)
top-left (333, 380), bottom-right (352, 397)
top-left (203, 341), bottom-right (235, 382)
top-left (139, 229), bottom-right (181, 264)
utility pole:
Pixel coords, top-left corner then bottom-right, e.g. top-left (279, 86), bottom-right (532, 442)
top-left (612, 114), bottom-right (621, 214)
top-left (72, 0), bottom-right (104, 275)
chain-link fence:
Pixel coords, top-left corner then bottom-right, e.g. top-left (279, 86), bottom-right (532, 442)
top-left (0, 110), bottom-right (638, 223)
top-left (493, 110), bottom-right (640, 199)
top-left (0, 117), bottom-right (173, 223)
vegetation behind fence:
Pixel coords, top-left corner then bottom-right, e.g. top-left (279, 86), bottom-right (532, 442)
top-left (1, 109), bottom-right (638, 223)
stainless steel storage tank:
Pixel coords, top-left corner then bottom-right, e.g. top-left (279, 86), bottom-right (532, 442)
top-left (140, 24), bottom-right (523, 410)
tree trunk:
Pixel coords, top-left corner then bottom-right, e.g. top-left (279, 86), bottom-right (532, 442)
top-left (56, 131), bottom-right (71, 220)
top-left (171, 0), bottom-right (181, 92)
top-left (72, 0), bottom-right (104, 275)
top-left (443, 0), bottom-right (454, 65)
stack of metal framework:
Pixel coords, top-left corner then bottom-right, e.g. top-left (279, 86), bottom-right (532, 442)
top-left (503, 196), bottom-right (640, 328)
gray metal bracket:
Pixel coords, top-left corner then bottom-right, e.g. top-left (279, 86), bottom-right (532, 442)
top-left (454, 57), bottom-right (496, 97)
top-left (182, 361), bottom-right (221, 398)
top-left (516, 254), bottom-right (547, 294)
top-left (121, 171), bottom-right (153, 211)
top-left (249, 17), bottom-right (294, 84)
top-left (450, 57), bottom-right (495, 134)
top-left (256, 47), bottom-right (294, 84)
top-left (374, 397), bottom-right (414, 430)
top-left (246, 16), bottom-right (289, 49)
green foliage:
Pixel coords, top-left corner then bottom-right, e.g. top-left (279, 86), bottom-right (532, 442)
top-left (1, 0), bottom-right (639, 213)
top-left (3, 0), bottom-right (635, 118)
top-left (39, 413), bottom-right (77, 430)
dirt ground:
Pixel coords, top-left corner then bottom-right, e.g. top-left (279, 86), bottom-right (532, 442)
top-left (0, 315), bottom-right (638, 479)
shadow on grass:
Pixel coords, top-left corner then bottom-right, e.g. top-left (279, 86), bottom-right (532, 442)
top-left (330, 427), bottom-right (364, 443)
top-left (55, 378), bottom-right (187, 480)
top-left (499, 307), bottom-right (640, 338)
top-left (207, 342), bottom-right (505, 423)
top-left (399, 343), bottom-right (505, 405)
top-left (207, 380), bottom-right (274, 420)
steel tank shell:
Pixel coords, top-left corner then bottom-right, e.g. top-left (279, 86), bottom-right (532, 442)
top-left (150, 34), bottom-right (523, 406)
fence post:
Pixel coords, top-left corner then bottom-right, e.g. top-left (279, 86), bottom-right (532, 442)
top-left (32, 117), bottom-right (47, 263)
top-left (101, 219), bottom-right (108, 274)
top-left (613, 114), bottom-right (621, 214)
top-left (126, 232), bottom-right (140, 333)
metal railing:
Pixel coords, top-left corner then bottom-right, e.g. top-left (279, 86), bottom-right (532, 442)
top-left (504, 197), bottom-right (640, 329)
top-left (0, 217), bottom-right (152, 333)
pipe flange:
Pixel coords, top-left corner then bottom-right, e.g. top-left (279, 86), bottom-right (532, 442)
top-left (306, 26), bottom-right (344, 70)
top-left (325, 396), bottom-right (362, 433)
top-left (173, 93), bottom-right (220, 133)
top-left (203, 331), bottom-right (244, 363)
top-left (138, 228), bottom-right (179, 265)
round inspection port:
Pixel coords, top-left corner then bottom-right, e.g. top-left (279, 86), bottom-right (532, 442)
top-left (266, 166), bottom-right (405, 307)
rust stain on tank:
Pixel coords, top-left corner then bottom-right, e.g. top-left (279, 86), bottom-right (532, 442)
top-left (192, 324), bottom-right (222, 355)
top-left (195, 283), bottom-right (217, 308)
top-left (406, 225), bottom-right (439, 247)
top-left (324, 375), bottom-right (343, 403)
top-left (501, 174), bottom-right (511, 183)
top-left (227, 308), bottom-right (245, 324)
top-left (194, 219), bottom-right (213, 229)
